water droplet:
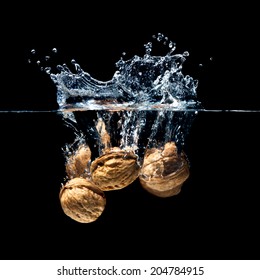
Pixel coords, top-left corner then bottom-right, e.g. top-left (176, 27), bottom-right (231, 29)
top-left (52, 48), bottom-right (57, 53)
top-left (36, 60), bottom-right (41, 65)
top-left (169, 41), bottom-right (175, 48)
top-left (31, 49), bottom-right (36, 54)
top-left (56, 65), bottom-right (63, 71)
top-left (144, 42), bottom-right (152, 55)
top-left (210, 57), bottom-right (213, 61)
top-left (45, 67), bottom-right (51, 74)
top-left (183, 51), bottom-right (189, 57)
top-left (157, 33), bottom-right (164, 42)
top-left (45, 56), bottom-right (50, 61)
top-left (168, 41), bottom-right (176, 54)
top-left (28, 59), bottom-right (31, 63)
top-left (199, 63), bottom-right (203, 67)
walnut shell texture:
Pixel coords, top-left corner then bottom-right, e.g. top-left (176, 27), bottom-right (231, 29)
top-left (90, 147), bottom-right (140, 191)
top-left (59, 177), bottom-right (106, 223)
top-left (139, 142), bottom-right (190, 197)
top-left (65, 144), bottom-right (91, 179)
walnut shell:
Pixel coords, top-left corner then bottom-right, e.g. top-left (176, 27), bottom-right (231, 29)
top-left (65, 144), bottom-right (91, 179)
top-left (139, 142), bottom-right (190, 197)
top-left (59, 177), bottom-right (106, 223)
top-left (90, 147), bottom-right (140, 191)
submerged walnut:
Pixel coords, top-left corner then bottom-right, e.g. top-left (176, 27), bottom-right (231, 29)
top-left (139, 142), bottom-right (190, 198)
top-left (65, 144), bottom-right (91, 179)
top-left (59, 177), bottom-right (106, 223)
top-left (90, 147), bottom-right (140, 191)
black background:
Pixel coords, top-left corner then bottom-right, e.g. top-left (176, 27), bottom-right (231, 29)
top-left (1, 3), bottom-right (259, 260)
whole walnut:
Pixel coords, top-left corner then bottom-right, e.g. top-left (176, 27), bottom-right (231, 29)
top-left (65, 144), bottom-right (91, 179)
top-left (59, 177), bottom-right (106, 223)
top-left (139, 142), bottom-right (190, 197)
top-left (90, 147), bottom-right (140, 191)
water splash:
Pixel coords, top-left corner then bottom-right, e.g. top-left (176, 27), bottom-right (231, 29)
top-left (38, 33), bottom-right (201, 160)
top-left (45, 33), bottom-right (201, 160)
top-left (48, 34), bottom-right (200, 112)
top-left (22, 33), bottom-right (203, 163)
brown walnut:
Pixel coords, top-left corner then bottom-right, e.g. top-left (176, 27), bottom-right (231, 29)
top-left (139, 142), bottom-right (190, 197)
top-left (90, 147), bottom-right (140, 191)
top-left (65, 144), bottom-right (91, 179)
top-left (59, 177), bottom-right (106, 223)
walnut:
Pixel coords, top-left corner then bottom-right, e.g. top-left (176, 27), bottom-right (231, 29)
top-left (59, 177), bottom-right (106, 223)
top-left (90, 147), bottom-right (140, 191)
top-left (65, 144), bottom-right (91, 179)
top-left (139, 142), bottom-right (190, 197)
